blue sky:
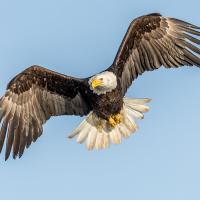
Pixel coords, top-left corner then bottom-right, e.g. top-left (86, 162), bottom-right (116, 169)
top-left (0, 0), bottom-right (200, 199)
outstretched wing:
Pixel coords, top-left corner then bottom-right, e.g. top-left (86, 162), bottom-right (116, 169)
top-left (0, 65), bottom-right (90, 160)
top-left (109, 13), bottom-right (200, 95)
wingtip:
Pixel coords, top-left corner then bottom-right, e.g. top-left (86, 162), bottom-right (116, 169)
top-left (5, 155), bottom-right (9, 161)
top-left (19, 154), bottom-right (23, 159)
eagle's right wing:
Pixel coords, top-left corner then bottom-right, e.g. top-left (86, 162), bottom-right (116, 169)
top-left (0, 65), bottom-right (91, 160)
top-left (108, 13), bottom-right (200, 95)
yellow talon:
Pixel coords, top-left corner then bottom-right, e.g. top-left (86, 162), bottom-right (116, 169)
top-left (108, 114), bottom-right (122, 127)
top-left (113, 114), bottom-right (122, 124)
top-left (108, 116), bottom-right (117, 127)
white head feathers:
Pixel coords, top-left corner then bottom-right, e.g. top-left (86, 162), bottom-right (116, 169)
top-left (89, 71), bottom-right (117, 95)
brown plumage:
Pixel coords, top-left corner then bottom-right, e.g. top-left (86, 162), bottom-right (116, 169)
top-left (1, 13), bottom-right (200, 160)
top-left (0, 66), bottom-right (91, 160)
top-left (109, 13), bottom-right (200, 94)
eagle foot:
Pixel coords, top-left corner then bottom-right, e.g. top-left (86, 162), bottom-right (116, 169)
top-left (108, 114), bottom-right (122, 127)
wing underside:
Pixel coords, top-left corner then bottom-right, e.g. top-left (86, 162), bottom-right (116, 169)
top-left (109, 13), bottom-right (200, 95)
top-left (0, 65), bottom-right (90, 160)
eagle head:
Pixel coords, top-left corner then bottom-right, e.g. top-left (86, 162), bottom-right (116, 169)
top-left (89, 71), bottom-right (117, 95)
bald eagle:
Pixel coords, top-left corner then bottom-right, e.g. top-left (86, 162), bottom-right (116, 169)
top-left (1, 13), bottom-right (200, 160)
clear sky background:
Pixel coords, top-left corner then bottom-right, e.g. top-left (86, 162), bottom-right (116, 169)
top-left (0, 0), bottom-right (200, 199)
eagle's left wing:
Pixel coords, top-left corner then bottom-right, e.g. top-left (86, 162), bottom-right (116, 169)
top-left (0, 65), bottom-right (90, 160)
top-left (109, 13), bottom-right (200, 95)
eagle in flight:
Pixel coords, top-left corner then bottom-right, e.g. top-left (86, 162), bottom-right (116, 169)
top-left (0, 13), bottom-right (200, 160)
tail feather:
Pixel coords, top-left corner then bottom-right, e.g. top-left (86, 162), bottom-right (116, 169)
top-left (68, 120), bottom-right (88, 139)
top-left (126, 103), bottom-right (149, 113)
top-left (95, 130), bottom-right (110, 149)
top-left (118, 123), bottom-right (131, 138)
top-left (68, 98), bottom-right (151, 150)
top-left (124, 113), bottom-right (138, 132)
top-left (76, 124), bottom-right (90, 144)
top-left (95, 133), bottom-right (104, 149)
top-left (102, 132), bottom-right (109, 148)
top-left (124, 98), bottom-right (151, 104)
top-left (86, 127), bottom-right (97, 150)
top-left (109, 127), bottom-right (122, 144)
top-left (125, 106), bottom-right (144, 119)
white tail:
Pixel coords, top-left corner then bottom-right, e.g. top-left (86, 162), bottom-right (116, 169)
top-left (68, 98), bottom-right (151, 150)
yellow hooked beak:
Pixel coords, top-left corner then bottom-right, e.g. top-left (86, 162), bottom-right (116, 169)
top-left (91, 79), bottom-right (103, 89)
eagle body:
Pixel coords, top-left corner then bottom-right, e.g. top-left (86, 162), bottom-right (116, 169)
top-left (87, 82), bottom-right (123, 120)
top-left (1, 13), bottom-right (200, 160)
